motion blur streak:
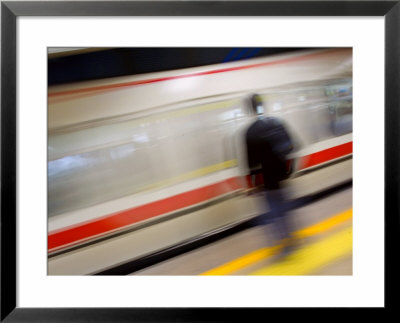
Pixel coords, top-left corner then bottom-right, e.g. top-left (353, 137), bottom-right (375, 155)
top-left (48, 144), bottom-right (351, 252)
top-left (200, 209), bottom-right (352, 275)
top-left (48, 177), bottom-right (243, 251)
top-left (251, 226), bottom-right (352, 275)
top-left (48, 50), bottom-right (332, 100)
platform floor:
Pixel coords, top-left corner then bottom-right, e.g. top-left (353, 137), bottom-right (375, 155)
top-left (131, 187), bottom-right (352, 276)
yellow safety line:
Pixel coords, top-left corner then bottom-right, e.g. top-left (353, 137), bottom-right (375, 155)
top-left (294, 208), bottom-right (352, 239)
top-left (200, 246), bottom-right (283, 276)
top-left (200, 208), bottom-right (352, 275)
top-left (251, 226), bottom-right (352, 275)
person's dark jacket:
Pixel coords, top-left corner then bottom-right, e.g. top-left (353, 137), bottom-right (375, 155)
top-left (245, 118), bottom-right (287, 190)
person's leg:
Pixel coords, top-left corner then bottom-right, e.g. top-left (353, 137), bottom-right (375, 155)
top-left (265, 188), bottom-right (291, 242)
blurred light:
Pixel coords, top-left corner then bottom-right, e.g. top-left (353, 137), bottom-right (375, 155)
top-left (164, 76), bottom-right (199, 93)
top-left (132, 133), bottom-right (148, 143)
top-left (48, 155), bottom-right (88, 176)
top-left (220, 110), bottom-right (235, 121)
top-left (110, 145), bottom-right (135, 160)
top-left (272, 102), bottom-right (282, 112)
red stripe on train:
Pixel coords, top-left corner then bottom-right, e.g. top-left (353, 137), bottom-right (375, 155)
top-left (48, 141), bottom-right (352, 252)
top-left (299, 142), bottom-right (353, 170)
top-left (48, 177), bottom-right (244, 251)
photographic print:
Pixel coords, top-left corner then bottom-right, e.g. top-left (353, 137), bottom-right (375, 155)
top-left (47, 47), bottom-right (353, 276)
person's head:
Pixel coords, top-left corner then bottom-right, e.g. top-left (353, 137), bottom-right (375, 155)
top-left (249, 94), bottom-right (264, 116)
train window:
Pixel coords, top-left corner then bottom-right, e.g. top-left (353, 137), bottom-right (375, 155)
top-left (259, 80), bottom-right (352, 145)
top-left (325, 80), bottom-right (353, 136)
top-left (48, 140), bottom-right (155, 217)
top-left (48, 98), bottom-right (244, 217)
top-left (328, 99), bottom-right (353, 135)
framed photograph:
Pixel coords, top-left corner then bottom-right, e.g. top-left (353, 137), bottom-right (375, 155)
top-left (1, 0), bottom-right (398, 321)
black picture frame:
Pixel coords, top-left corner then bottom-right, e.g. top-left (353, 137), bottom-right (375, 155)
top-left (1, 1), bottom-right (399, 321)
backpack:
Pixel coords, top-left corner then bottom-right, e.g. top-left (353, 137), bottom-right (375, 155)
top-left (261, 117), bottom-right (294, 161)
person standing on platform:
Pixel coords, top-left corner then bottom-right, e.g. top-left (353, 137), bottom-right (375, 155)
top-left (245, 94), bottom-right (296, 258)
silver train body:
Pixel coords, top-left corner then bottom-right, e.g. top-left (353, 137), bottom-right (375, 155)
top-left (48, 48), bottom-right (352, 275)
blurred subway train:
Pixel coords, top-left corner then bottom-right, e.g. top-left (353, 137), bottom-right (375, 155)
top-left (47, 48), bottom-right (352, 275)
